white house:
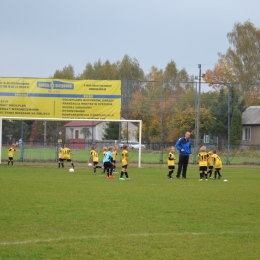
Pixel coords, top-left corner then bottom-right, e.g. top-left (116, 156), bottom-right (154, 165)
top-left (63, 118), bottom-right (138, 142)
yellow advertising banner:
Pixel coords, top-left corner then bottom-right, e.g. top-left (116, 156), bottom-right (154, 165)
top-left (0, 78), bottom-right (121, 119)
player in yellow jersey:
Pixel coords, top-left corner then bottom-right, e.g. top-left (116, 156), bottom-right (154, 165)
top-left (198, 146), bottom-right (209, 181)
top-left (58, 145), bottom-right (64, 168)
top-left (89, 146), bottom-right (102, 174)
top-left (119, 144), bottom-right (129, 180)
top-left (211, 148), bottom-right (223, 179)
top-left (8, 144), bottom-right (19, 165)
top-left (62, 144), bottom-right (75, 168)
top-left (167, 146), bottom-right (175, 179)
top-left (112, 146), bottom-right (117, 172)
top-left (207, 148), bottom-right (214, 178)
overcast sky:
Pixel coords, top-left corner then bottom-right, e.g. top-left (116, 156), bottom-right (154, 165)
top-left (1, 0), bottom-right (260, 92)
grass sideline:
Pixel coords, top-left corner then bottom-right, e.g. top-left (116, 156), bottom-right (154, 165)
top-left (0, 164), bottom-right (260, 259)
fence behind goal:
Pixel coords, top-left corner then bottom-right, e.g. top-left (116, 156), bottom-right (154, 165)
top-left (2, 140), bottom-right (260, 165)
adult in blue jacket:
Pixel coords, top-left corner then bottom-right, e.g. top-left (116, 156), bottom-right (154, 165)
top-left (175, 131), bottom-right (192, 179)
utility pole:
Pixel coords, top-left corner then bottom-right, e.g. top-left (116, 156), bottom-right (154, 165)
top-left (194, 64), bottom-right (205, 161)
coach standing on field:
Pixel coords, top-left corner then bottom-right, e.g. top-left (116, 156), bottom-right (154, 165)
top-left (176, 131), bottom-right (192, 179)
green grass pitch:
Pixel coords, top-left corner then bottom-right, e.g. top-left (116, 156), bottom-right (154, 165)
top-left (0, 163), bottom-right (260, 259)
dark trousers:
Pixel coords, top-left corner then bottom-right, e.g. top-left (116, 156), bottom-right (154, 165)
top-left (176, 155), bottom-right (189, 178)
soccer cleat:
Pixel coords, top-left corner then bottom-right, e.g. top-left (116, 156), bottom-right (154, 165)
top-left (109, 175), bottom-right (115, 178)
top-left (126, 178), bottom-right (130, 180)
top-left (205, 179), bottom-right (208, 181)
top-left (176, 175), bottom-right (180, 179)
top-left (199, 179), bottom-right (203, 181)
top-left (119, 178), bottom-right (125, 180)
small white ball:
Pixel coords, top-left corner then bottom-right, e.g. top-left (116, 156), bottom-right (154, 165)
top-left (224, 179), bottom-right (228, 182)
top-left (88, 163), bottom-right (92, 167)
top-left (69, 168), bottom-right (74, 173)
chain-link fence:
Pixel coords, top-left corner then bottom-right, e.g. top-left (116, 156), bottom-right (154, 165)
top-left (1, 140), bottom-right (260, 165)
top-left (1, 80), bottom-right (260, 165)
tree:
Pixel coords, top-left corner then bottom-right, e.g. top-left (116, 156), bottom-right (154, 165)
top-left (230, 107), bottom-right (242, 146)
top-left (52, 64), bottom-right (75, 79)
top-left (103, 122), bottom-right (120, 140)
top-left (2, 120), bottom-right (31, 143)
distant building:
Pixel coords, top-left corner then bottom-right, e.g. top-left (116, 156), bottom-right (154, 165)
top-left (63, 118), bottom-right (138, 148)
top-left (241, 106), bottom-right (260, 146)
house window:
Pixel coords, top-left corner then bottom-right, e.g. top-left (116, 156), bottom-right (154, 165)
top-left (70, 128), bottom-right (74, 138)
top-left (204, 135), bottom-right (209, 143)
top-left (243, 127), bottom-right (251, 141)
top-left (75, 130), bottom-right (79, 139)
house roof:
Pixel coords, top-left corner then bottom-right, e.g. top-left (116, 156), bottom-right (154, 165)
top-left (242, 106), bottom-right (260, 125)
top-left (63, 121), bottom-right (101, 127)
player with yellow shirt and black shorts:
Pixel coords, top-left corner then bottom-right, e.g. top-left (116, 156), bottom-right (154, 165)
top-left (89, 146), bottom-right (102, 174)
top-left (62, 144), bottom-right (75, 169)
top-left (119, 144), bottom-right (129, 180)
top-left (212, 148), bottom-right (223, 179)
top-left (167, 146), bottom-right (175, 179)
top-left (198, 146), bottom-right (209, 181)
top-left (58, 145), bottom-right (64, 168)
top-left (8, 144), bottom-right (19, 165)
top-left (207, 148), bottom-right (214, 178)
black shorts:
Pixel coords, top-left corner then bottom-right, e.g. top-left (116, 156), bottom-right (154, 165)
top-left (104, 162), bottom-right (112, 168)
top-left (59, 158), bottom-right (64, 162)
top-left (199, 166), bottom-right (207, 172)
top-left (93, 162), bottom-right (98, 166)
top-left (208, 166), bottom-right (213, 170)
top-left (64, 159), bottom-right (72, 162)
top-left (122, 165), bottom-right (128, 169)
top-left (8, 157), bottom-right (13, 160)
top-left (215, 168), bottom-right (221, 171)
top-left (168, 166), bottom-right (175, 170)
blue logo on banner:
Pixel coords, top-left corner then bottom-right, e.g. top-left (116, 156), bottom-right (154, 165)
top-left (37, 81), bottom-right (74, 90)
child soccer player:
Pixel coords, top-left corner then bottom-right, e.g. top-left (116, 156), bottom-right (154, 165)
top-left (167, 146), bottom-right (175, 179)
top-left (62, 144), bottom-right (75, 168)
top-left (207, 147), bottom-right (214, 178)
top-left (102, 147), bottom-right (108, 174)
top-left (198, 146), bottom-right (209, 181)
top-left (8, 144), bottom-right (19, 165)
top-left (89, 146), bottom-right (102, 174)
top-left (112, 146), bottom-right (117, 172)
top-left (58, 145), bottom-right (64, 168)
top-left (211, 148), bottom-right (223, 179)
top-left (103, 146), bottom-right (114, 178)
top-left (119, 144), bottom-right (129, 180)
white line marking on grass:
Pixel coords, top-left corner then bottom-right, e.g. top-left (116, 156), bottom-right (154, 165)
top-left (1, 231), bottom-right (259, 246)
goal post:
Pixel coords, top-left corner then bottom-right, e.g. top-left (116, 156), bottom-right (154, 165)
top-left (0, 117), bottom-right (143, 168)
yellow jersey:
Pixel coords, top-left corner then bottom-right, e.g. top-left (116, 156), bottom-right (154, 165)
top-left (168, 152), bottom-right (175, 166)
top-left (198, 151), bottom-right (209, 167)
top-left (58, 148), bottom-right (64, 159)
top-left (207, 151), bottom-right (214, 166)
top-left (212, 154), bottom-right (222, 168)
top-left (113, 151), bottom-right (117, 160)
top-left (63, 147), bottom-right (72, 160)
top-left (122, 150), bottom-right (128, 166)
top-left (8, 147), bottom-right (16, 157)
top-left (103, 151), bottom-right (107, 158)
top-left (90, 150), bottom-right (99, 162)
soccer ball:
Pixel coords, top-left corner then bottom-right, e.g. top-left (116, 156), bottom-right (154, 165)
top-left (88, 163), bottom-right (92, 167)
top-left (69, 168), bottom-right (74, 173)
